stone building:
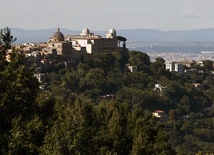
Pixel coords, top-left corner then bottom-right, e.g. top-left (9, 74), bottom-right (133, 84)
top-left (47, 27), bottom-right (86, 62)
top-left (66, 28), bottom-right (119, 54)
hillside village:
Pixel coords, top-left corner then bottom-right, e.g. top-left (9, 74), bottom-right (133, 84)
top-left (12, 28), bottom-right (214, 90)
top-left (12, 28), bottom-right (127, 82)
top-left (15, 28), bottom-right (123, 67)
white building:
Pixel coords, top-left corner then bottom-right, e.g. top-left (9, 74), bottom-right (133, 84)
top-left (153, 84), bottom-right (167, 95)
top-left (166, 62), bottom-right (184, 74)
top-left (34, 73), bottom-right (46, 83)
top-left (152, 110), bottom-right (166, 118)
top-left (152, 110), bottom-right (167, 122)
top-left (128, 66), bottom-right (138, 73)
top-left (66, 28), bottom-right (119, 54)
top-left (44, 28), bottom-right (124, 62)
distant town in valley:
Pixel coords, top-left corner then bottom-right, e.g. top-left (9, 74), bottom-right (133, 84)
top-left (128, 41), bottom-right (214, 62)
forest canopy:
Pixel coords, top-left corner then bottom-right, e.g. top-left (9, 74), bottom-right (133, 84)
top-left (0, 27), bottom-right (213, 155)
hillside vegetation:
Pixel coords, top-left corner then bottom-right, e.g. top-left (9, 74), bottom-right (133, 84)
top-left (1, 28), bottom-right (214, 155)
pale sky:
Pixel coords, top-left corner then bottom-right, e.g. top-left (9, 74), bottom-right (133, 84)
top-left (1, 0), bottom-right (214, 31)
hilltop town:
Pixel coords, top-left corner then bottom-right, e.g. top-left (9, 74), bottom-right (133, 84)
top-left (14, 27), bottom-right (124, 68)
top-left (11, 28), bottom-right (128, 85)
top-left (11, 28), bottom-right (214, 91)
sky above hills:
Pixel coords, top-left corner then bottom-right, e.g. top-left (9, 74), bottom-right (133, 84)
top-left (1, 0), bottom-right (214, 31)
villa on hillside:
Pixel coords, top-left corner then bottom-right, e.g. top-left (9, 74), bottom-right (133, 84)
top-left (152, 110), bottom-right (167, 122)
top-left (153, 83), bottom-right (167, 96)
top-left (166, 62), bottom-right (184, 74)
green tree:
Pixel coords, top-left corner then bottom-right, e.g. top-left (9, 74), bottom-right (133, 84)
top-left (93, 51), bottom-right (116, 72)
top-left (41, 100), bottom-right (96, 155)
top-left (131, 117), bottom-right (175, 155)
top-left (150, 57), bottom-right (166, 78)
top-left (129, 51), bottom-right (151, 73)
top-left (0, 27), bottom-right (16, 67)
top-left (203, 60), bottom-right (213, 71)
top-left (0, 27), bottom-right (39, 154)
top-left (79, 68), bottom-right (106, 97)
top-left (8, 116), bottom-right (43, 154)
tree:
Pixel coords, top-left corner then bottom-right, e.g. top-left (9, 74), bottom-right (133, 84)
top-left (79, 68), bottom-right (106, 96)
top-left (129, 51), bottom-right (151, 73)
top-left (155, 57), bottom-right (165, 64)
top-left (203, 60), bottom-right (213, 71)
top-left (93, 51), bottom-right (116, 72)
top-left (112, 50), bottom-right (126, 71)
top-left (0, 27), bottom-right (39, 154)
top-left (150, 57), bottom-right (166, 78)
top-left (7, 116), bottom-right (43, 154)
top-left (41, 100), bottom-right (96, 155)
top-left (0, 27), bottom-right (16, 67)
top-left (131, 116), bottom-right (175, 155)
top-left (0, 49), bottom-right (39, 120)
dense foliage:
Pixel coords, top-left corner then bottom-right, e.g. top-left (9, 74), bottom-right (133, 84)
top-left (0, 28), bottom-right (214, 154)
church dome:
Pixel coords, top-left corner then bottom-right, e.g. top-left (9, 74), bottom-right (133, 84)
top-left (106, 28), bottom-right (116, 38)
top-left (109, 28), bottom-right (116, 35)
top-left (81, 28), bottom-right (90, 35)
top-left (52, 27), bottom-right (64, 41)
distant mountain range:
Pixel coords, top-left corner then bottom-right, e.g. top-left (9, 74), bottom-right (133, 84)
top-left (10, 28), bottom-right (214, 44)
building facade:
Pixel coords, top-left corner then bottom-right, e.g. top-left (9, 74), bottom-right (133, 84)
top-left (46, 27), bottom-right (86, 62)
top-left (66, 28), bottom-right (118, 54)
top-left (166, 62), bottom-right (184, 74)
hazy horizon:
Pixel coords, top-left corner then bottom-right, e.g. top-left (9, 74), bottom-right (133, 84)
top-left (10, 27), bottom-right (214, 32)
top-left (1, 0), bottom-right (214, 31)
